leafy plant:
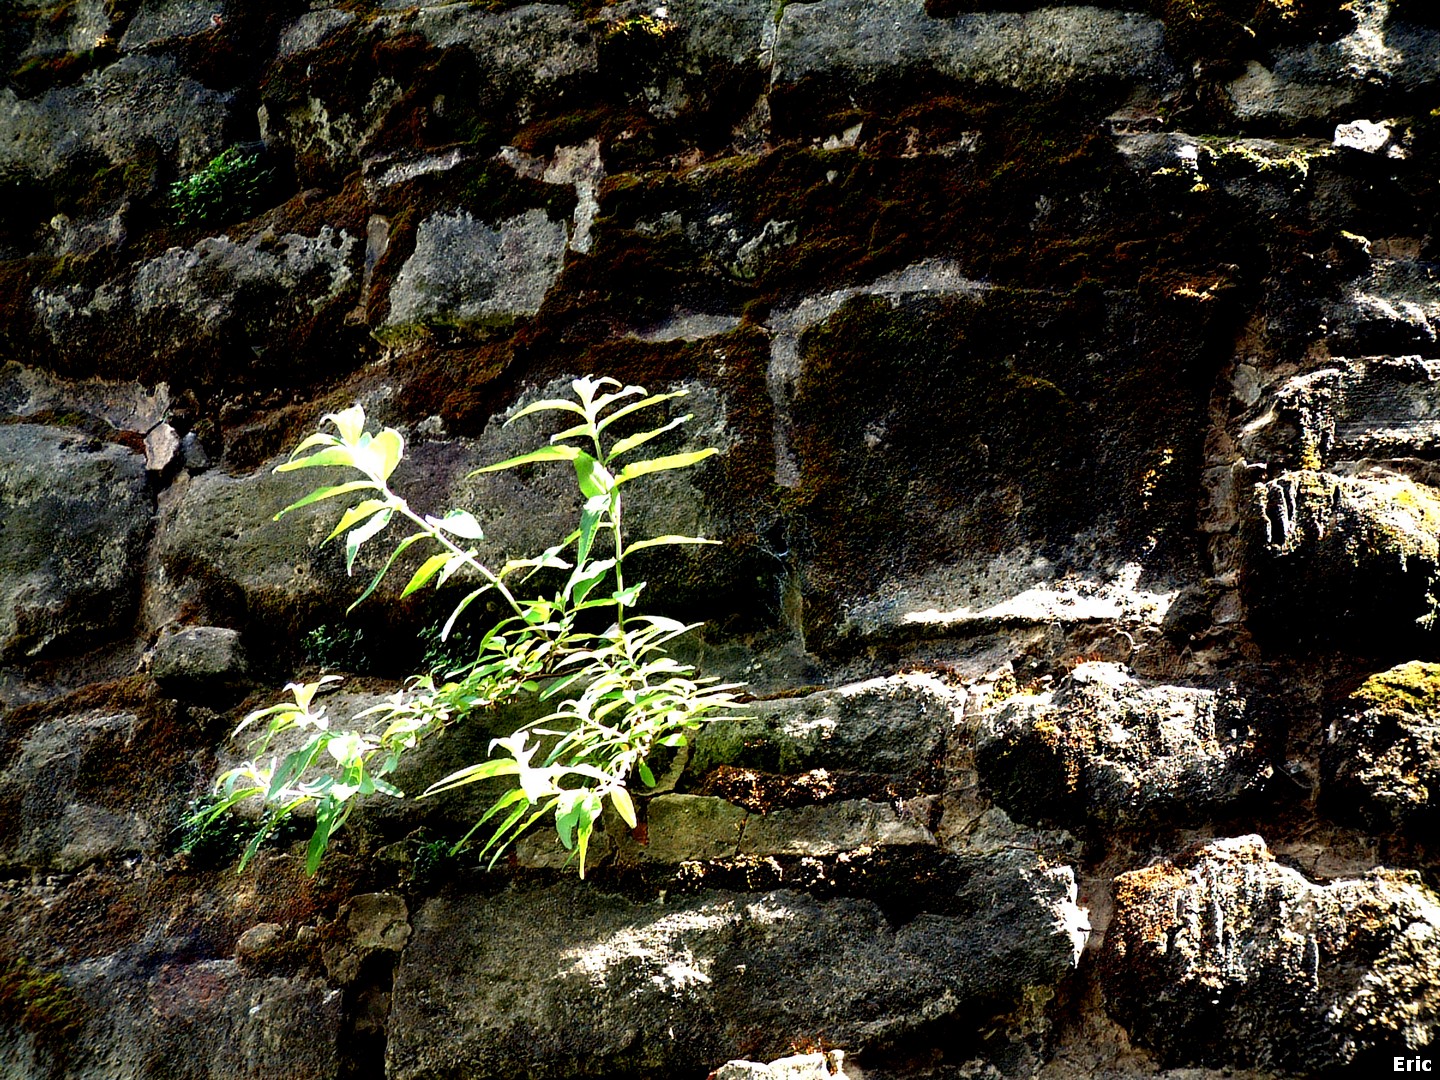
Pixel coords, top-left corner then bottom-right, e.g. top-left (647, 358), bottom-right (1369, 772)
top-left (169, 146), bottom-right (273, 226)
top-left (207, 377), bottom-right (743, 876)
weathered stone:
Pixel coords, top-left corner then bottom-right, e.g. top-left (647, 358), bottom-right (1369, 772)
top-left (152, 625), bottom-right (249, 698)
top-left (689, 673), bottom-right (961, 778)
top-left (119, 0), bottom-right (238, 52)
top-left (737, 800), bottom-right (935, 857)
top-left (33, 227), bottom-right (361, 380)
top-left (0, 711), bottom-right (153, 872)
top-left (322, 892), bottom-right (410, 983)
top-left (1325, 661), bottom-right (1440, 830)
top-left (1328, 261), bottom-right (1440, 356)
top-left (773, 0), bottom-right (1179, 100)
top-left (384, 209), bottom-right (567, 334)
top-left (3, 957), bottom-right (344, 1079)
top-left (976, 663), bottom-right (1270, 829)
top-left (1244, 470), bottom-right (1440, 648)
top-left (0, 55), bottom-right (232, 183)
top-left (642, 793), bottom-right (749, 862)
top-left (400, 3), bottom-right (598, 89)
top-left (1224, 3), bottom-right (1440, 126)
top-left (1103, 835), bottom-right (1440, 1073)
top-left (642, 795), bottom-right (934, 862)
top-left (713, 1051), bottom-right (853, 1080)
top-left (0, 424), bottom-right (151, 660)
top-left (234, 922), bottom-right (285, 966)
top-left (387, 860), bottom-right (1086, 1078)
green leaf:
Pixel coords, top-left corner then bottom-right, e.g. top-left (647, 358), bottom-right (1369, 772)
top-left (623, 534), bottom-right (721, 557)
top-left (615, 449), bottom-right (718, 485)
top-left (421, 756), bottom-right (522, 798)
top-left (596, 390), bottom-right (688, 431)
top-left (401, 552), bottom-right (453, 598)
top-left (345, 507), bottom-right (393, 574)
top-left (572, 452), bottom-right (614, 499)
top-left (637, 760), bottom-right (656, 787)
top-left (347, 533), bottom-right (425, 612)
top-left (548, 421), bottom-right (593, 444)
top-left (606, 414), bottom-right (691, 461)
top-left (273, 481), bottom-right (376, 521)
top-left (439, 586), bottom-right (491, 640)
top-left (470, 444), bottom-right (580, 476)
top-left (324, 405), bottom-right (366, 444)
top-left (610, 787), bottom-right (637, 829)
top-left (324, 498), bottom-right (390, 543)
top-left (274, 446), bottom-right (359, 473)
top-left (505, 398), bottom-right (588, 425)
top-left (427, 509), bottom-right (485, 540)
top-left (371, 428), bottom-right (405, 482)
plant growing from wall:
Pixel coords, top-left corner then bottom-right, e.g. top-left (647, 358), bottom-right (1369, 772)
top-left (197, 377), bottom-right (742, 876)
top-left (169, 146), bottom-right (273, 226)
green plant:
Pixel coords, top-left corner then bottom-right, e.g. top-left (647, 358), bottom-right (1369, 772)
top-left (205, 377), bottom-right (742, 876)
top-left (169, 146), bottom-right (273, 227)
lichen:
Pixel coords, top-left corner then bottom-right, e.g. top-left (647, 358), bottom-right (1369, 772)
top-left (1350, 662), bottom-right (1440, 717)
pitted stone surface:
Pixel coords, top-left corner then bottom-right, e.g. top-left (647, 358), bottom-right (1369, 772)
top-left (1104, 835), bottom-right (1440, 1073)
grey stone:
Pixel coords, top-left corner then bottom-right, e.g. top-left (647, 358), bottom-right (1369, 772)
top-left (689, 672), bottom-right (962, 778)
top-left (33, 228), bottom-right (361, 374)
top-left (1103, 835), bottom-right (1440, 1073)
top-left (387, 861), bottom-right (1086, 1078)
top-left (1245, 470), bottom-right (1440, 648)
top-left (641, 795), bottom-right (933, 863)
top-left (24, 957), bottom-right (344, 1079)
top-left (1327, 261), bottom-right (1440, 355)
top-left (642, 793), bottom-right (749, 862)
top-left (384, 209), bottom-right (567, 334)
top-left (119, 0), bottom-right (238, 52)
top-left (400, 3), bottom-right (598, 88)
top-left (277, 9), bottom-right (356, 58)
top-left (773, 1), bottom-right (1179, 98)
top-left (977, 663), bottom-right (1270, 829)
top-left (0, 711), bottom-right (154, 872)
top-left (0, 55), bottom-right (233, 184)
top-left (152, 625), bottom-right (249, 698)
top-left (1324, 661), bottom-right (1440, 830)
top-left (1224, 3), bottom-right (1440, 126)
top-left (737, 800), bottom-right (935, 857)
top-left (0, 425), bottom-right (151, 660)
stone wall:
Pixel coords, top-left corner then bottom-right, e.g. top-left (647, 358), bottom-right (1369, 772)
top-left (2, 0), bottom-right (1440, 1076)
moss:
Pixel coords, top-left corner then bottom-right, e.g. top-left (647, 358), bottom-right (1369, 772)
top-left (0, 956), bottom-right (83, 1046)
top-left (1350, 662), bottom-right (1440, 717)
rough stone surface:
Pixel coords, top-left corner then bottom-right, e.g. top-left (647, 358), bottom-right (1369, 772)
top-left (1245, 470), bottom-right (1440, 649)
top-left (0, 711), bottom-right (153, 872)
top-left (773, 1), bottom-right (1178, 99)
top-left (689, 673), bottom-right (960, 778)
top-left (385, 209), bottom-right (568, 333)
top-left (1103, 835), bottom-right (1440, 1073)
top-left (388, 865), bottom-right (1086, 1079)
top-left (642, 794), bottom-right (935, 862)
top-left (152, 625), bottom-right (249, 698)
top-left (976, 663), bottom-right (1271, 829)
top-left (0, 55), bottom-right (232, 182)
top-left (0, 425), bottom-right (151, 660)
top-left (713, 1051), bottom-right (854, 1080)
top-left (4, 958), bottom-right (344, 1080)
top-left (1325, 661), bottom-right (1440, 831)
